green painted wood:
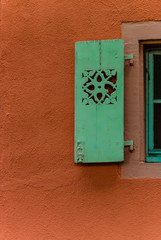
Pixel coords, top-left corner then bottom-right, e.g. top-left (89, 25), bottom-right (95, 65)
top-left (124, 140), bottom-right (133, 146)
top-left (75, 39), bottom-right (124, 163)
top-left (153, 99), bottom-right (161, 103)
top-left (145, 50), bottom-right (149, 159)
top-left (146, 156), bottom-right (161, 162)
top-left (146, 49), bottom-right (161, 162)
top-left (124, 55), bottom-right (133, 60)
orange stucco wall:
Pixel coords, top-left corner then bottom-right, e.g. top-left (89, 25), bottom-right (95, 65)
top-left (1, 1), bottom-right (161, 239)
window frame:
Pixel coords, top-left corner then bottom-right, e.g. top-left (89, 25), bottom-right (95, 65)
top-left (145, 48), bottom-right (161, 162)
top-left (121, 21), bottom-right (161, 178)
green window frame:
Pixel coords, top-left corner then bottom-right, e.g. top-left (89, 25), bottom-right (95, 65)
top-left (146, 48), bottom-right (161, 162)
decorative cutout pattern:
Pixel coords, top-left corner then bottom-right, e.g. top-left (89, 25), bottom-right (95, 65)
top-left (82, 70), bottom-right (117, 105)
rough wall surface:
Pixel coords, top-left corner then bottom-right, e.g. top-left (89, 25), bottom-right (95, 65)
top-left (1, 0), bottom-right (161, 239)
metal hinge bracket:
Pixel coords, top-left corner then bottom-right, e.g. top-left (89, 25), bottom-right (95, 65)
top-left (124, 54), bottom-right (134, 66)
top-left (76, 141), bottom-right (84, 163)
top-left (124, 140), bottom-right (134, 152)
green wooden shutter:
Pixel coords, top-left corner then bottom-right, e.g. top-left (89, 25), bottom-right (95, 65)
top-left (75, 39), bottom-right (124, 163)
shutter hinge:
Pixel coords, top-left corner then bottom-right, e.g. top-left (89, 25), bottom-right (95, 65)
top-left (124, 140), bottom-right (134, 152)
top-left (124, 55), bottom-right (134, 66)
top-left (76, 141), bottom-right (84, 163)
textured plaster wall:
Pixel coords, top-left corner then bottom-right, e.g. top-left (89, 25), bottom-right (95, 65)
top-left (1, 0), bottom-right (161, 239)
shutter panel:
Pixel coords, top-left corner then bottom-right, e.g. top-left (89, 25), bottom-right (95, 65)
top-left (75, 39), bottom-right (124, 163)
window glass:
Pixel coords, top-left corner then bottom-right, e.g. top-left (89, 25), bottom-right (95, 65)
top-left (154, 103), bottom-right (161, 148)
top-left (154, 55), bottom-right (161, 99)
